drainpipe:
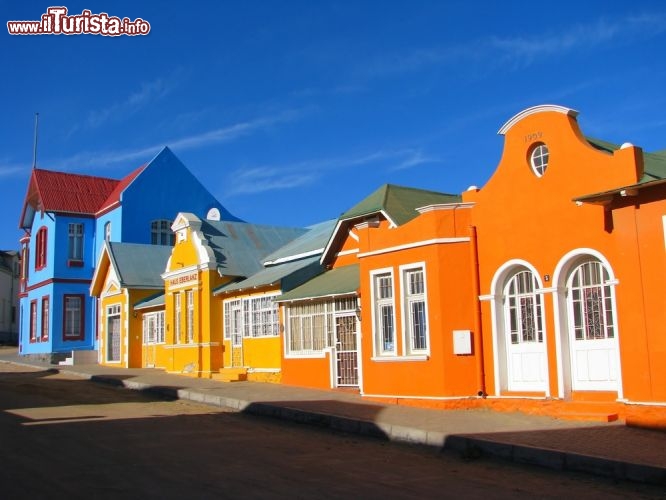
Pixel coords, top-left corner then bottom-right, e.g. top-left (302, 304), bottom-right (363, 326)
top-left (470, 226), bottom-right (486, 397)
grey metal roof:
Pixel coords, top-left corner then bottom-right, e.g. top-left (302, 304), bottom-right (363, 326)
top-left (261, 219), bottom-right (336, 264)
top-left (277, 264), bottom-right (360, 302)
top-left (200, 220), bottom-right (307, 278)
top-left (214, 256), bottom-right (323, 295)
top-left (107, 242), bottom-right (172, 289)
top-left (134, 292), bottom-right (165, 310)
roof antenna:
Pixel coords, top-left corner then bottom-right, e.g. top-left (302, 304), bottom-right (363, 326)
top-left (32, 112), bottom-right (39, 169)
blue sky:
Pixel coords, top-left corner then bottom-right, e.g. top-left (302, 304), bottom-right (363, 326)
top-left (2, 1), bottom-right (666, 250)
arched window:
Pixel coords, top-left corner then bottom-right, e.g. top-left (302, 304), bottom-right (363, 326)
top-left (504, 269), bottom-right (543, 345)
top-left (35, 226), bottom-right (47, 270)
top-left (568, 260), bottom-right (615, 341)
top-left (104, 221), bottom-right (111, 242)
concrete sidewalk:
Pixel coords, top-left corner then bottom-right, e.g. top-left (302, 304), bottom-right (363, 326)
top-left (2, 348), bottom-right (665, 485)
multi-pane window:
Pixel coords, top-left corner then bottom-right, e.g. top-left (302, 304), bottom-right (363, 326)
top-left (284, 300), bottom-right (345, 355)
top-left (68, 223), bottom-right (84, 261)
top-left (104, 221), bottom-right (111, 242)
top-left (530, 143), bottom-right (549, 177)
top-left (143, 311), bottom-right (165, 344)
top-left (186, 290), bottom-right (194, 343)
top-left (373, 272), bottom-right (395, 355)
top-left (223, 295), bottom-right (280, 341)
top-left (151, 220), bottom-right (175, 246)
top-left (63, 295), bottom-right (84, 340)
top-left (569, 260), bottom-right (615, 341)
top-left (505, 270), bottom-right (543, 345)
top-left (403, 267), bottom-right (428, 354)
top-left (35, 227), bottom-right (47, 269)
top-left (41, 297), bottom-right (49, 341)
top-left (29, 300), bottom-right (37, 342)
top-left (174, 293), bottom-right (181, 344)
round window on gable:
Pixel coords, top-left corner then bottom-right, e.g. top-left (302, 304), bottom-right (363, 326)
top-left (529, 143), bottom-right (549, 177)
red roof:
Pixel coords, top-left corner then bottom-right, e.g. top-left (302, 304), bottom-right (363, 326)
top-left (97, 164), bottom-right (146, 216)
top-left (19, 169), bottom-right (120, 228)
top-left (32, 169), bottom-right (119, 214)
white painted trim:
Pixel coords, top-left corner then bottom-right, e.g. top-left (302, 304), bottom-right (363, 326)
top-left (380, 210), bottom-right (398, 229)
top-left (283, 351), bottom-right (328, 359)
top-left (246, 368), bottom-right (281, 373)
top-left (398, 262), bottom-right (430, 357)
top-left (479, 294), bottom-right (496, 301)
top-left (488, 259), bottom-right (549, 397)
top-left (320, 220), bottom-right (344, 265)
top-left (263, 248), bottom-right (323, 266)
top-left (370, 355), bottom-right (429, 362)
top-left (662, 215), bottom-right (666, 249)
top-left (357, 237), bottom-right (470, 258)
top-left (369, 267), bottom-right (396, 358)
top-left (624, 400), bottom-right (666, 407)
top-left (348, 229), bottom-right (359, 242)
top-left (485, 395), bottom-right (549, 400)
top-left (163, 342), bottom-right (220, 349)
top-left (498, 105), bottom-right (579, 135)
top-left (416, 202), bottom-right (475, 213)
top-left (336, 248), bottom-right (359, 257)
top-left (162, 264), bottom-right (199, 280)
top-left (551, 248), bottom-right (623, 400)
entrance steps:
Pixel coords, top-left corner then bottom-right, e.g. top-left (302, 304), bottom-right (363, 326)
top-left (554, 402), bottom-right (621, 423)
top-left (211, 367), bottom-right (247, 382)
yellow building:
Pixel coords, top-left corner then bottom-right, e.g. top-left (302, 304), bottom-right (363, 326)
top-left (213, 220), bottom-right (334, 382)
top-left (157, 213), bottom-right (307, 378)
top-left (90, 242), bottom-right (172, 368)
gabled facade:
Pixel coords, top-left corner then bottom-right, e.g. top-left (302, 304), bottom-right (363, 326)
top-left (278, 184), bottom-right (480, 397)
top-left (213, 220), bottom-right (335, 382)
top-left (463, 104), bottom-right (666, 406)
top-left (156, 213), bottom-right (307, 378)
top-left (0, 250), bottom-right (20, 344)
top-left (90, 242), bottom-right (172, 368)
top-left (18, 147), bottom-right (238, 361)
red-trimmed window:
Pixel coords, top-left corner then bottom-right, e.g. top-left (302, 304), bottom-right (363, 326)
top-left (63, 295), bottom-right (85, 340)
top-left (35, 227), bottom-right (47, 270)
top-left (29, 300), bottom-right (37, 342)
top-left (41, 296), bottom-right (49, 341)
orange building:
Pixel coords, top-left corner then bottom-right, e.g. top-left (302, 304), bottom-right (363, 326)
top-left (279, 185), bottom-right (480, 399)
top-left (463, 104), bottom-right (666, 407)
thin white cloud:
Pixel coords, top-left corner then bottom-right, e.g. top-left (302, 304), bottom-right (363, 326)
top-left (357, 12), bottom-right (666, 79)
top-left (0, 163), bottom-right (27, 178)
top-left (84, 72), bottom-right (183, 130)
top-left (48, 109), bottom-right (305, 171)
top-left (227, 148), bottom-right (436, 195)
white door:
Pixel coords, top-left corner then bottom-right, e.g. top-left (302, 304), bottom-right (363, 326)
top-left (504, 271), bottom-right (547, 392)
top-left (567, 261), bottom-right (618, 391)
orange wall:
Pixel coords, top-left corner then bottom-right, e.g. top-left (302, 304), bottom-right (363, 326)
top-left (463, 108), bottom-right (666, 402)
top-left (356, 205), bottom-right (478, 398)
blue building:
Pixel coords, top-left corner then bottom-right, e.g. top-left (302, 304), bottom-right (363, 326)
top-left (17, 147), bottom-right (238, 362)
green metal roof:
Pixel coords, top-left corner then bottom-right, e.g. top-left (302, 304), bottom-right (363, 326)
top-left (213, 256), bottom-right (323, 295)
top-left (277, 264), bottom-right (359, 302)
top-left (108, 242), bottom-right (172, 289)
top-left (134, 292), bottom-right (165, 310)
top-left (576, 137), bottom-right (666, 202)
top-left (261, 219), bottom-right (336, 264)
top-left (339, 184), bottom-right (461, 226)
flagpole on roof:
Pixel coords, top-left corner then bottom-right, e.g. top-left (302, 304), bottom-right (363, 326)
top-left (32, 112), bottom-right (39, 169)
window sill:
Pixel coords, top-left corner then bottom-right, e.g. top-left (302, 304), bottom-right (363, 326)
top-left (371, 355), bottom-right (429, 362)
top-left (67, 259), bottom-right (84, 268)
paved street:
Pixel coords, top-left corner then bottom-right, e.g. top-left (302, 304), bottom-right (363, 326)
top-left (0, 363), bottom-right (662, 499)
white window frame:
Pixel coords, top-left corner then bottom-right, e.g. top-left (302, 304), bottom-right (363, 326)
top-left (399, 263), bottom-right (430, 356)
top-left (223, 294), bottom-right (280, 341)
top-left (370, 268), bottom-right (396, 357)
top-left (174, 292), bottom-right (181, 344)
top-left (186, 290), bottom-right (194, 343)
top-left (284, 300), bottom-right (337, 357)
top-left (530, 143), bottom-right (549, 177)
top-left (143, 311), bottom-right (165, 344)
